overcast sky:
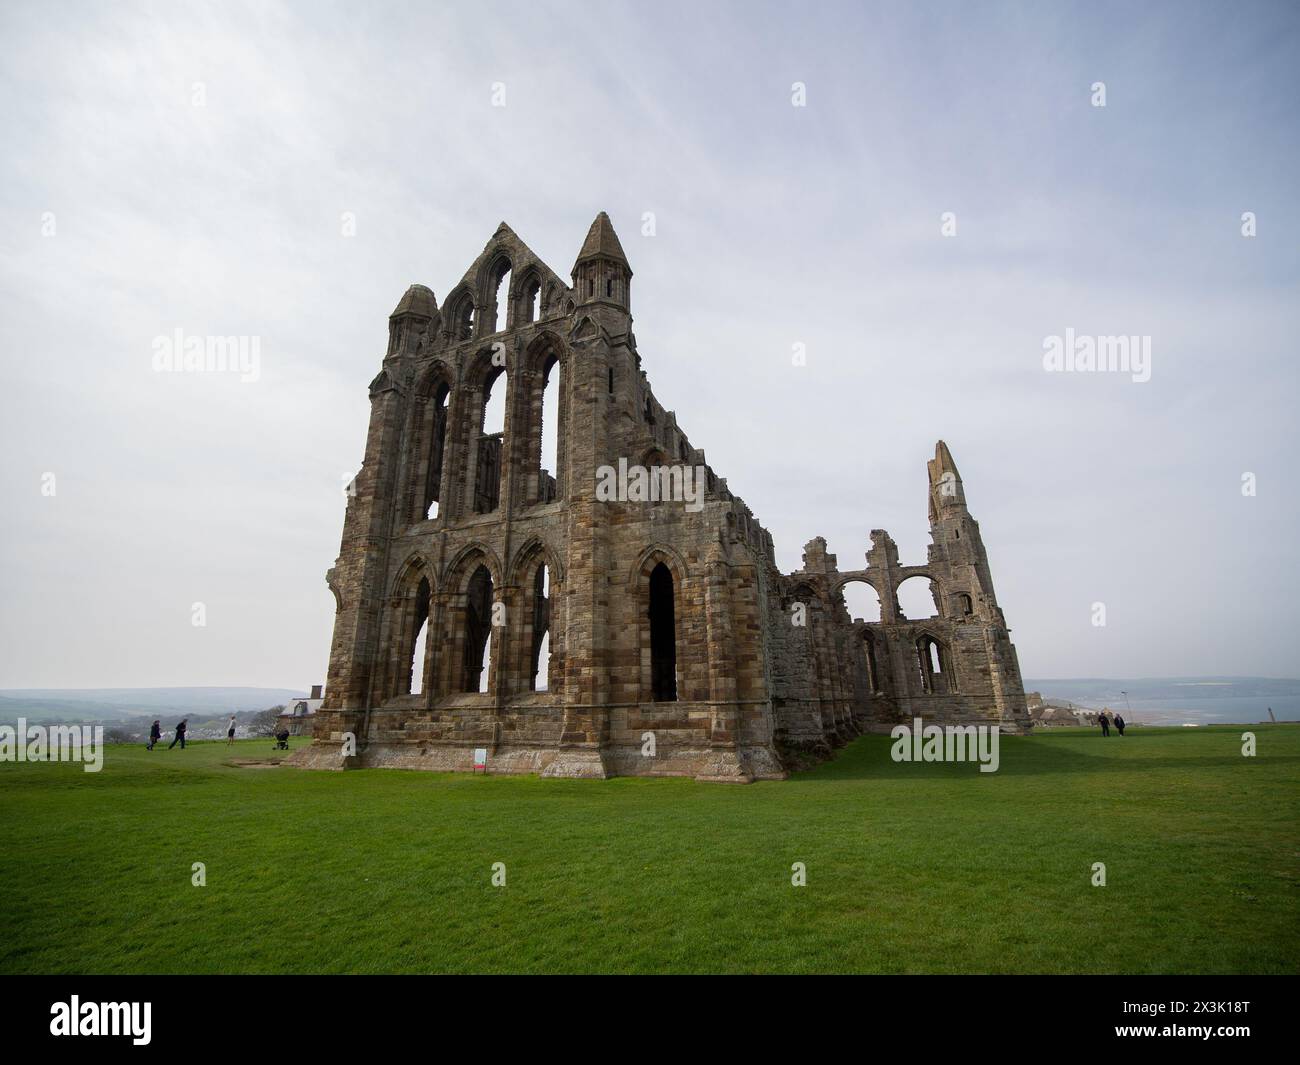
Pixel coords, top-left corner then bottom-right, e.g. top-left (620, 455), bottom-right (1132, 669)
top-left (1, 0), bottom-right (1296, 689)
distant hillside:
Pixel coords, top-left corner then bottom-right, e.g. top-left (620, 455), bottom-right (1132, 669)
top-left (0, 687), bottom-right (305, 724)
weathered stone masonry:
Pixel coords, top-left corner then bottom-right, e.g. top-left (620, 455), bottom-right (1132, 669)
top-left (289, 213), bottom-right (1031, 782)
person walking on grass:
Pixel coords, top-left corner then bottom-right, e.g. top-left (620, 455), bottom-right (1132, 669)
top-left (168, 718), bottom-right (188, 749)
top-left (1114, 713), bottom-right (1126, 736)
top-left (147, 719), bottom-right (162, 751)
top-left (226, 714), bottom-right (238, 746)
top-left (1099, 711), bottom-right (1110, 737)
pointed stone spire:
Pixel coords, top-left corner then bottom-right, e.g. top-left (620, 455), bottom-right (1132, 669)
top-left (571, 212), bottom-right (633, 311)
top-left (933, 440), bottom-right (960, 480)
top-left (927, 439), bottom-right (967, 518)
top-left (924, 440), bottom-right (999, 619)
top-left (572, 211), bottom-right (631, 274)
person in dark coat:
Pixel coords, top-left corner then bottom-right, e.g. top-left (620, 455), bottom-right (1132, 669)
top-left (168, 719), bottom-right (188, 749)
top-left (1099, 712), bottom-right (1110, 737)
top-left (147, 720), bottom-right (162, 750)
top-left (1114, 714), bottom-right (1126, 736)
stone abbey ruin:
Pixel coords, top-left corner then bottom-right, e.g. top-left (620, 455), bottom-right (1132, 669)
top-left (291, 213), bottom-right (1031, 781)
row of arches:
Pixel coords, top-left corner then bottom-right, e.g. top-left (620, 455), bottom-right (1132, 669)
top-left (838, 576), bottom-right (975, 624)
top-left (404, 338), bottom-right (566, 525)
top-left (387, 541), bottom-right (561, 703)
top-left (441, 254), bottom-right (570, 345)
top-left (403, 560), bottom-right (552, 697)
top-left (841, 576), bottom-right (937, 623)
top-left (386, 541), bottom-right (691, 707)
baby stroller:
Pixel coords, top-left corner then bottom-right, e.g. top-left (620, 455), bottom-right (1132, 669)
top-left (273, 729), bottom-right (291, 751)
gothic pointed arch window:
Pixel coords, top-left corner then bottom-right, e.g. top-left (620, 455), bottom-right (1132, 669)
top-left (916, 633), bottom-right (952, 694)
top-left (648, 562), bottom-right (677, 702)
top-left (538, 352), bottom-right (562, 503)
top-left (446, 289), bottom-right (474, 342)
top-left (861, 629), bottom-right (881, 693)
top-left (406, 576), bottom-right (431, 696)
top-left (531, 562), bottom-right (551, 691)
top-left (475, 364), bottom-right (507, 513)
top-left (463, 565), bottom-right (495, 693)
top-left (488, 258), bottom-right (512, 333)
top-left (420, 380), bottom-right (451, 521)
top-left (482, 365), bottom-right (506, 435)
top-left (518, 270), bottom-right (542, 324)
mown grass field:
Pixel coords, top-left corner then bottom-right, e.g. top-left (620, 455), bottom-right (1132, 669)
top-left (1, 724), bottom-right (1297, 974)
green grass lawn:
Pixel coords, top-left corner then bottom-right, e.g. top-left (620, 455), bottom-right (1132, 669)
top-left (2, 724), bottom-right (1297, 974)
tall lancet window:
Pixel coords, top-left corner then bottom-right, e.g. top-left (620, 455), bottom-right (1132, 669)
top-left (649, 563), bottom-right (677, 702)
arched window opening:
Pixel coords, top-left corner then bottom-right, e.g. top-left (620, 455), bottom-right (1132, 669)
top-left (475, 368), bottom-right (506, 514)
top-left (606, 278), bottom-right (614, 298)
top-left (423, 382), bottom-right (450, 520)
top-left (463, 566), bottom-right (494, 693)
top-left (406, 577), bottom-right (431, 695)
top-left (449, 295), bottom-right (473, 342)
top-left (479, 629), bottom-right (493, 693)
top-left (896, 575), bottom-right (940, 620)
top-left (410, 619), bottom-right (428, 695)
top-left (535, 632), bottom-right (550, 690)
top-left (490, 262), bottom-right (512, 333)
top-left (530, 563), bottom-right (550, 691)
top-left (539, 354), bottom-right (561, 502)
top-left (917, 634), bottom-right (949, 694)
top-left (957, 592), bottom-right (973, 616)
top-left (649, 562), bottom-right (677, 702)
top-left (482, 367), bottom-right (506, 435)
top-left (862, 630), bottom-right (880, 693)
top-left (522, 276), bottom-right (541, 323)
top-left (841, 580), bottom-right (882, 624)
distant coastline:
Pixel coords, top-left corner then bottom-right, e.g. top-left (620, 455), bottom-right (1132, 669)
top-left (2, 678), bottom-right (1297, 730)
top-left (1024, 677), bottom-right (1300, 726)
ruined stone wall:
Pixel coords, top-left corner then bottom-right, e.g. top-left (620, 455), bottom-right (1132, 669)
top-left (292, 214), bottom-right (1029, 784)
top-left (760, 443), bottom-right (1033, 748)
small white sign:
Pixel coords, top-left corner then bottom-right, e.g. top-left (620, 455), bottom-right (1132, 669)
top-left (473, 748), bottom-right (488, 770)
